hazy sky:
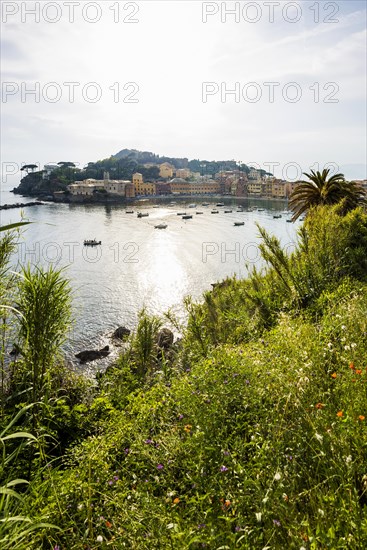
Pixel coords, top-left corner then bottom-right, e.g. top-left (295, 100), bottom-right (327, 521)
top-left (1, 0), bottom-right (366, 183)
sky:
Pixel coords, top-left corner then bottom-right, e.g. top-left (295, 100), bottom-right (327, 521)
top-left (1, 0), bottom-right (366, 186)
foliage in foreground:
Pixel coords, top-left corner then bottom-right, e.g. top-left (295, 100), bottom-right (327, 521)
top-left (1, 205), bottom-right (367, 549)
top-left (29, 282), bottom-right (367, 549)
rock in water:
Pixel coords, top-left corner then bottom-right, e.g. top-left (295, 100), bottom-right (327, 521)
top-left (75, 345), bottom-right (110, 364)
top-left (112, 326), bottom-right (131, 340)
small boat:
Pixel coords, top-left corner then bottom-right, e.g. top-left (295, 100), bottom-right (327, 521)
top-left (234, 222), bottom-right (245, 226)
top-left (286, 219), bottom-right (293, 223)
top-left (202, 202), bottom-right (209, 206)
top-left (216, 202), bottom-right (224, 207)
top-left (211, 210), bottom-right (219, 214)
top-left (177, 212), bottom-right (186, 216)
top-left (258, 208), bottom-right (264, 211)
top-left (84, 239), bottom-right (101, 246)
top-left (196, 211), bottom-right (203, 215)
top-left (182, 215), bottom-right (193, 220)
top-left (224, 210), bottom-right (232, 213)
top-left (155, 223), bottom-right (167, 229)
top-left (125, 210), bottom-right (134, 214)
top-left (237, 208), bottom-right (244, 212)
top-left (137, 212), bottom-right (149, 218)
top-left (188, 203), bottom-right (197, 208)
top-left (273, 214), bottom-right (282, 219)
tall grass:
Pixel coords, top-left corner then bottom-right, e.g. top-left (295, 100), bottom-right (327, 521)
top-left (15, 265), bottom-right (72, 408)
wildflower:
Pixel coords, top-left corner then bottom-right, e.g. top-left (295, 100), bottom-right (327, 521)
top-left (235, 526), bottom-right (241, 532)
top-left (198, 523), bottom-right (206, 529)
top-left (145, 439), bottom-right (153, 445)
top-left (96, 535), bottom-right (103, 543)
top-left (220, 465), bottom-right (228, 472)
top-left (315, 403), bottom-right (324, 409)
top-left (349, 362), bottom-right (355, 370)
top-left (124, 448), bottom-right (130, 455)
top-left (173, 497), bottom-right (180, 505)
top-left (351, 343), bottom-right (357, 348)
top-left (315, 433), bottom-right (323, 443)
top-left (273, 519), bottom-right (281, 526)
top-left (223, 451), bottom-right (230, 456)
top-left (108, 480), bottom-right (114, 486)
top-left (184, 424), bottom-right (192, 433)
top-left (356, 369), bottom-right (362, 375)
top-left (274, 472), bottom-right (281, 481)
top-left (224, 499), bottom-right (231, 507)
top-left (331, 372), bottom-right (337, 379)
top-left (255, 512), bottom-right (262, 522)
top-left (113, 476), bottom-right (119, 481)
top-left (337, 411), bottom-right (343, 417)
top-left (346, 455), bottom-right (352, 464)
top-left (53, 546), bottom-right (60, 550)
top-left (358, 415), bottom-right (365, 421)
top-left (282, 493), bottom-right (289, 502)
top-left (106, 520), bottom-right (112, 528)
top-left (157, 464), bottom-right (163, 470)
top-left (178, 414), bottom-right (184, 420)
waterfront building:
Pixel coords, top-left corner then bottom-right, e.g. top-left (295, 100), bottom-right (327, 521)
top-left (175, 168), bottom-right (191, 179)
top-left (159, 163), bottom-right (174, 179)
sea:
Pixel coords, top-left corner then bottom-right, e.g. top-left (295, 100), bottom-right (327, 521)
top-left (1, 185), bottom-right (300, 374)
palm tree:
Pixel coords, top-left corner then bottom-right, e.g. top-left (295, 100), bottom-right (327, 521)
top-left (289, 168), bottom-right (366, 221)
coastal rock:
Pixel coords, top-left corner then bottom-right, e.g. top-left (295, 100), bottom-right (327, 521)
top-left (75, 345), bottom-right (110, 364)
top-left (112, 326), bottom-right (131, 340)
top-left (157, 328), bottom-right (174, 350)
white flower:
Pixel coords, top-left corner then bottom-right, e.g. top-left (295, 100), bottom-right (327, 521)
top-left (274, 472), bottom-right (281, 481)
top-left (341, 325), bottom-right (346, 330)
top-left (255, 512), bottom-right (262, 522)
top-left (96, 535), bottom-right (103, 542)
top-left (344, 345), bottom-right (351, 351)
top-left (315, 433), bottom-right (323, 443)
top-left (77, 503), bottom-right (83, 511)
top-left (346, 455), bottom-right (352, 464)
top-left (327, 342), bottom-right (333, 349)
top-left (351, 343), bottom-right (357, 349)
top-left (318, 508), bottom-right (325, 517)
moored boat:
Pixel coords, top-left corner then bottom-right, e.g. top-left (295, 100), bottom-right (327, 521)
top-left (137, 212), bottom-right (149, 218)
top-left (211, 210), bottom-right (219, 214)
top-left (224, 210), bottom-right (232, 213)
top-left (234, 222), bottom-right (244, 226)
top-left (273, 214), bottom-right (282, 219)
top-left (182, 215), bottom-right (193, 220)
top-left (84, 239), bottom-right (101, 246)
top-left (155, 223), bottom-right (168, 229)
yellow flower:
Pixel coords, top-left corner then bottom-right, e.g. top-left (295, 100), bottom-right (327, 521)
top-left (331, 373), bottom-right (337, 379)
top-left (358, 415), bottom-right (365, 421)
top-left (337, 411), bottom-right (343, 418)
top-left (173, 497), bottom-right (180, 505)
top-left (184, 424), bottom-right (192, 433)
